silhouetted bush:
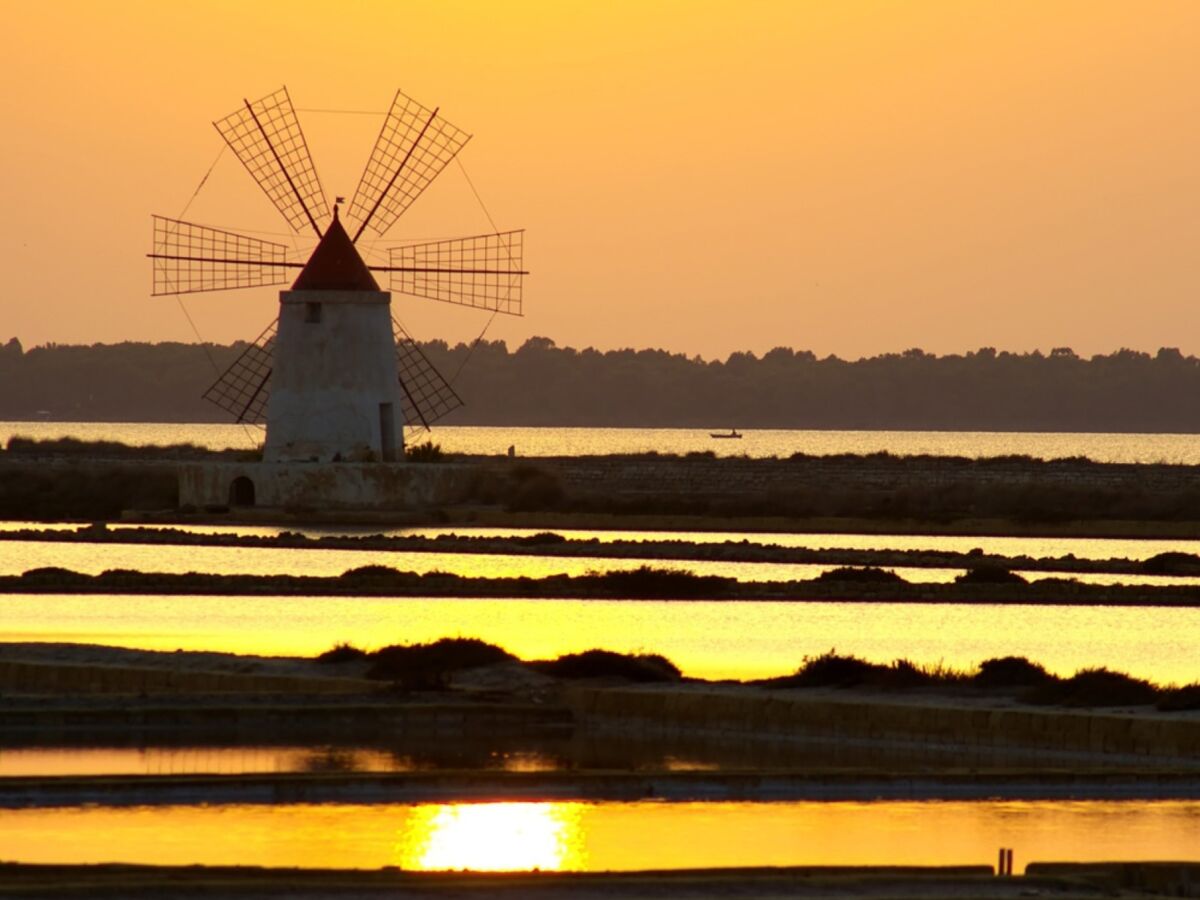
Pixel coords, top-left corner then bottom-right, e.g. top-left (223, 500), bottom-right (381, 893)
top-left (769, 653), bottom-right (888, 689)
top-left (813, 566), bottom-right (905, 584)
top-left (405, 441), bottom-right (444, 463)
top-left (528, 649), bottom-right (681, 683)
top-left (366, 638), bottom-right (514, 681)
top-left (1141, 552), bottom-right (1200, 575)
top-left (587, 566), bottom-right (734, 598)
top-left (518, 532), bottom-right (568, 546)
top-left (956, 566), bottom-right (1028, 585)
top-left (337, 565), bottom-right (410, 588)
top-left (1023, 668), bottom-right (1158, 707)
top-left (972, 656), bottom-right (1054, 688)
top-left (1157, 684), bottom-right (1200, 711)
top-left (766, 652), bottom-right (963, 690)
top-left (315, 643), bottom-right (369, 664)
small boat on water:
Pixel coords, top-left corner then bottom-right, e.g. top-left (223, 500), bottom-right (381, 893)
top-left (710, 429), bottom-right (742, 439)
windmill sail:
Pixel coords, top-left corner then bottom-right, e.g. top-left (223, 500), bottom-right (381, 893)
top-left (393, 318), bottom-right (463, 431)
top-left (383, 230), bottom-right (525, 316)
top-left (201, 317), bottom-right (461, 432)
top-left (149, 216), bottom-right (296, 296)
top-left (214, 87), bottom-right (329, 237)
top-left (202, 320), bottom-right (277, 424)
top-left (347, 90), bottom-right (472, 242)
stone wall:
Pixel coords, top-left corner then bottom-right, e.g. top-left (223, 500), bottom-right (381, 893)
top-left (566, 685), bottom-right (1200, 764)
top-left (0, 659), bottom-right (373, 695)
top-left (178, 461), bottom-right (478, 510)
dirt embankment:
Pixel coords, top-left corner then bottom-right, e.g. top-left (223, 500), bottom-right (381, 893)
top-left (8, 524), bottom-right (1200, 578)
top-left (12, 440), bottom-right (1200, 535)
top-left (5, 562), bottom-right (1200, 606)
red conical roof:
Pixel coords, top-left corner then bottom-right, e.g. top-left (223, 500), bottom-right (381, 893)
top-left (291, 208), bottom-right (380, 291)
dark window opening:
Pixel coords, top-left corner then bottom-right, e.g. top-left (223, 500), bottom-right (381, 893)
top-left (305, 302), bottom-right (322, 323)
top-left (229, 476), bottom-right (256, 507)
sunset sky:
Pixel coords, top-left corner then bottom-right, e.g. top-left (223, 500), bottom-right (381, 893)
top-left (5, 1), bottom-right (1199, 360)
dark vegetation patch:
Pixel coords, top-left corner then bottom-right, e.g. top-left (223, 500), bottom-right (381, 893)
top-left (311, 637), bottom-right (1188, 710)
top-left (404, 441), bottom-right (444, 463)
top-left (1157, 684), bottom-right (1200, 711)
top-left (1022, 668), bottom-right (1159, 707)
top-left (315, 640), bottom-right (682, 686)
top-left (366, 638), bottom-right (515, 683)
top-left (527, 649), bottom-right (682, 683)
top-left (955, 566), bottom-right (1028, 585)
top-left (971, 656), bottom-right (1054, 689)
top-left (763, 652), bottom-right (954, 690)
top-left (1141, 552), bottom-right (1200, 575)
top-left (813, 567), bottom-right (905, 584)
top-left (764, 653), bottom-right (1171, 708)
top-left (583, 566), bottom-right (735, 598)
top-left (314, 643), bottom-right (369, 665)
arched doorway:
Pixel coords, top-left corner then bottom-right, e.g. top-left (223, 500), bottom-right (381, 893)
top-left (229, 476), bottom-right (256, 507)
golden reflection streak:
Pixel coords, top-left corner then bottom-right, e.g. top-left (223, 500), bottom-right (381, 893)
top-left (396, 802), bottom-right (586, 871)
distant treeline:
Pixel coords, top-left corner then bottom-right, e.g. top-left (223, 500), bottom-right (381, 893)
top-left (2, 336), bottom-right (1199, 431)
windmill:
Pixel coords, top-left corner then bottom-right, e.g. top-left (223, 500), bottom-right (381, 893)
top-left (149, 87), bottom-right (525, 464)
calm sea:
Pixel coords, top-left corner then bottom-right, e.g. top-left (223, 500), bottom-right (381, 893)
top-left (3, 421), bottom-right (1200, 463)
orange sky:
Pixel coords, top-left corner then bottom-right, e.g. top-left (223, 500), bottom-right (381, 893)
top-left (4, 1), bottom-right (1199, 360)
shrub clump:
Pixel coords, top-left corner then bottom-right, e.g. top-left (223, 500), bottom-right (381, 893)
top-left (768, 652), bottom-right (940, 690)
top-left (366, 638), bottom-right (514, 682)
top-left (972, 656), bottom-right (1054, 689)
top-left (1156, 684), bottom-right (1200, 711)
top-left (813, 567), bottom-right (906, 584)
top-left (315, 643), bottom-right (369, 665)
top-left (1141, 552), bottom-right (1200, 575)
top-left (405, 441), bottom-right (444, 463)
top-left (588, 566), bottom-right (734, 598)
top-left (1023, 667), bottom-right (1158, 707)
top-left (956, 566), bottom-right (1028, 585)
top-left (528, 649), bottom-right (681, 683)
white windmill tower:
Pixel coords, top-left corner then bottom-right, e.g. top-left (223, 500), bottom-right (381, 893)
top-left (150, 87), bottom-right (525, 490)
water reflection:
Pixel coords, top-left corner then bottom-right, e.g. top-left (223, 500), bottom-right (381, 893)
top-left (0, 730), bottom-right (1099, 779)
top-left (3, 800), bottom-right (1199, 870)
top-left (397, 802), bottom-right (585, 871)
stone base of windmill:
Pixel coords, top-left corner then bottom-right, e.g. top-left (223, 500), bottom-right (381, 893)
top-left (178, 461), bottom-right (475, 512)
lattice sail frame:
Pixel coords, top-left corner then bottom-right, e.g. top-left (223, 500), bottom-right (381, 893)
top-left (214, 87), bottom-right (329, 236)
top-left (387, 230), bottom-right (524, 316)
top-left (393, 318), bottom-right (463, 431)
top-left (150, 217), bottom-right (293, 296)
top-left (347, 90), bottom-right (472, 241)
top-left (202, 320), bottom-right (277, 424)
top-left (201, 318), bottom-right (462, 431)
top-left (159, 87), bottom-right (529, 431)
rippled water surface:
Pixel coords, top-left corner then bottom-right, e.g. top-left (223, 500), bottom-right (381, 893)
top-left (0, 746), bottom-right (571, 777)
top-left (7, 422), bottom-right (1200, 463)
top-left (3, 800), bottom-right (1198, 870)
top-left (4, 594), bottom-right (1198, 682)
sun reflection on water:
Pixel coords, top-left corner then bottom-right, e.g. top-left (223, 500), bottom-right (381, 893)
top-left (396, 802), bottom-right (586, 871)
